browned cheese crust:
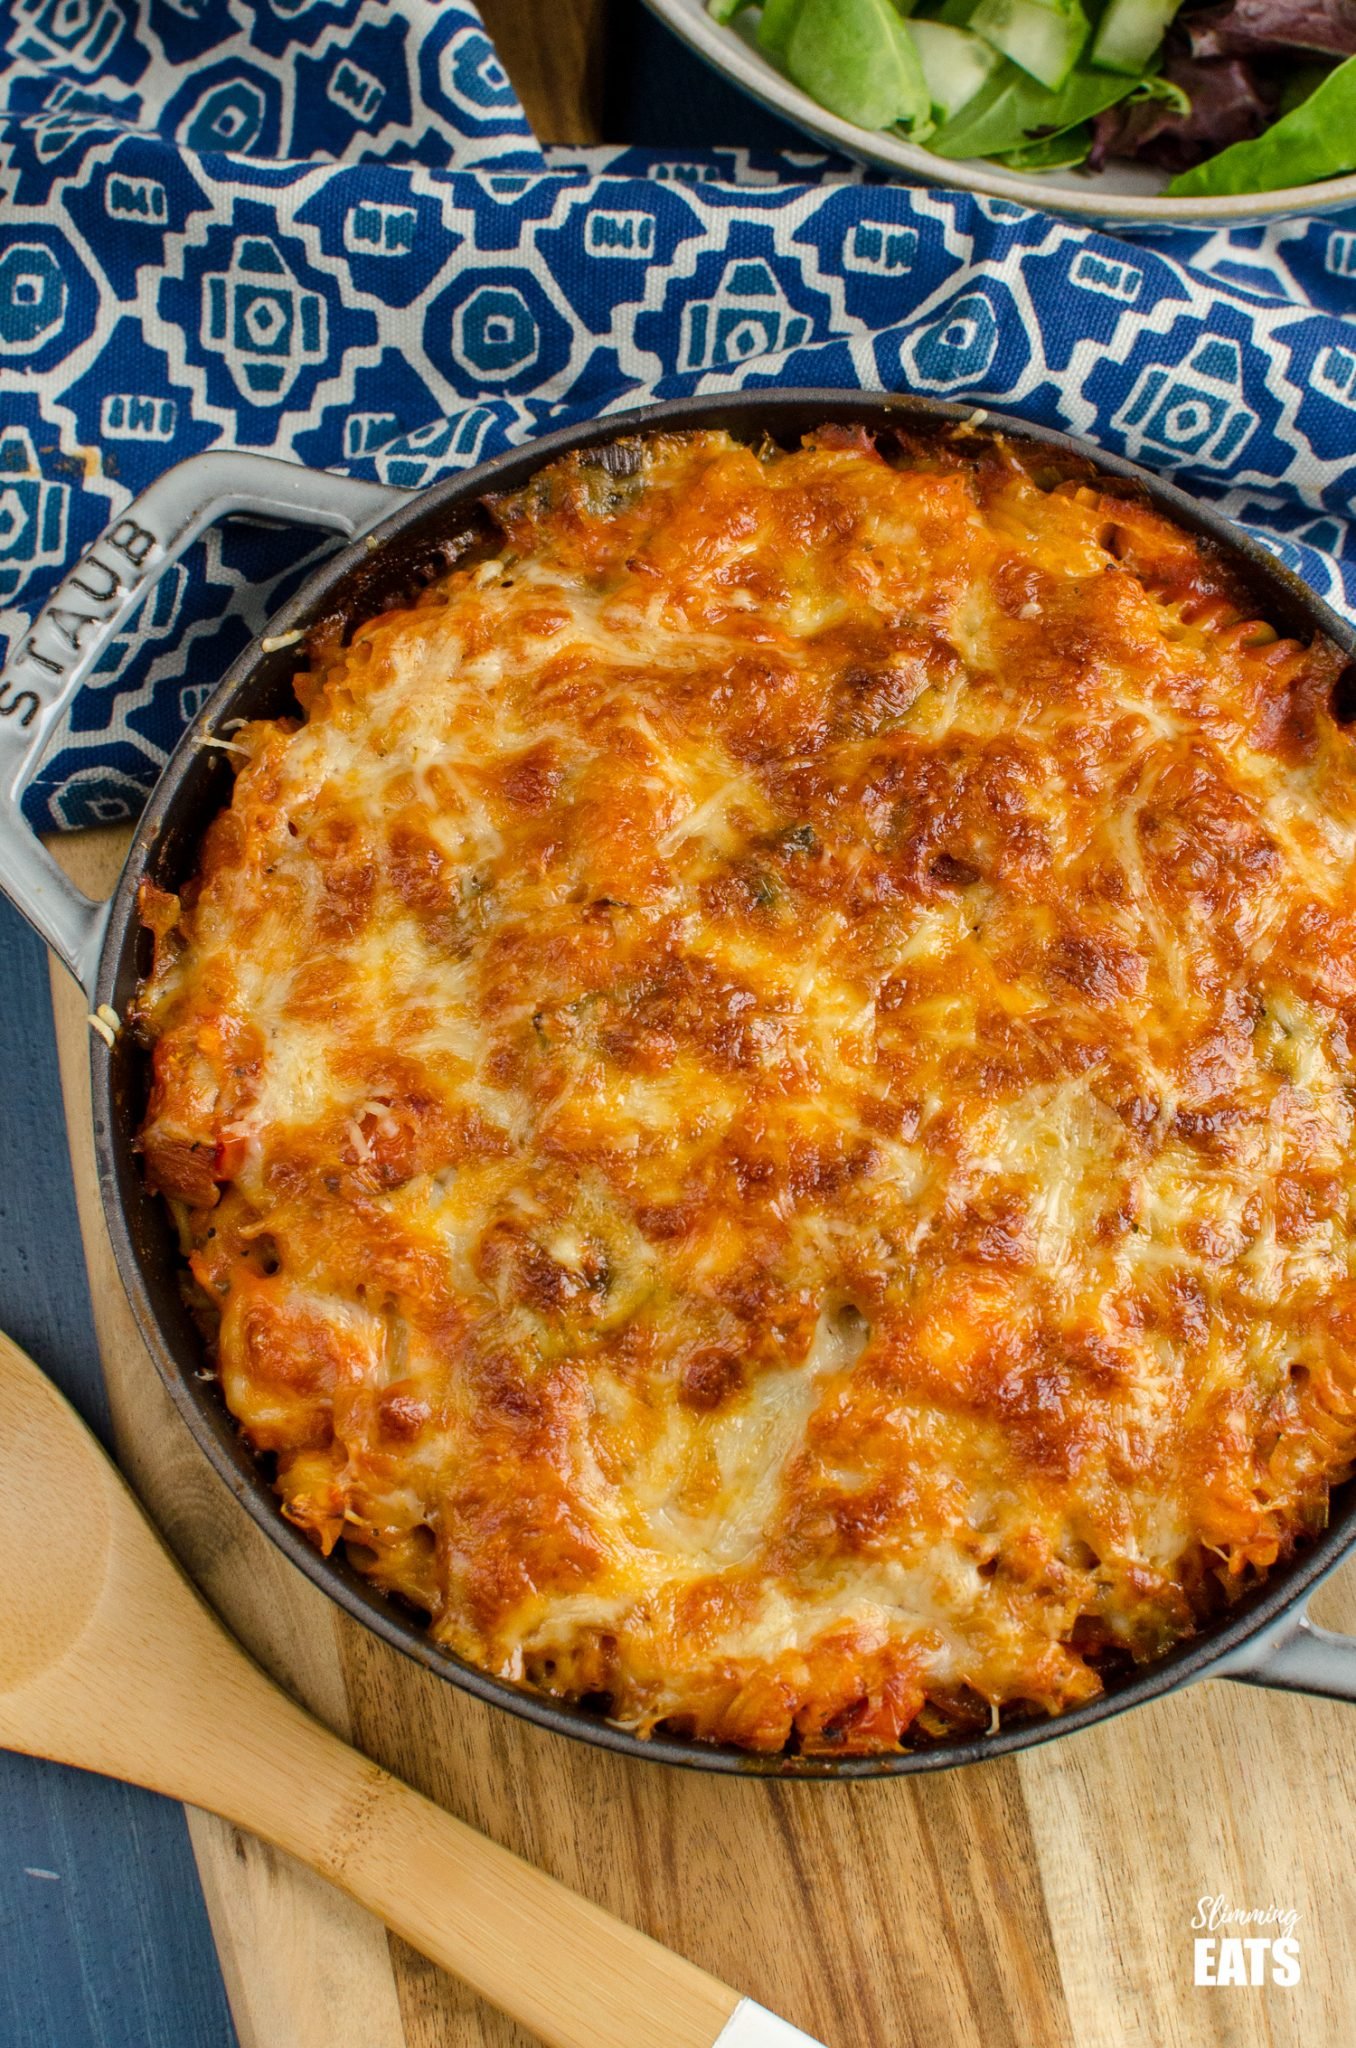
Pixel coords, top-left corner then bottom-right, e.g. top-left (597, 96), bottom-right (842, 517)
top-left (134, 425), bottom-right (1356, 1753)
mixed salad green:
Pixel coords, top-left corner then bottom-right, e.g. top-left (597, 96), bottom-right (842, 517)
top-left (708, 0), bottom-right (1356, 191)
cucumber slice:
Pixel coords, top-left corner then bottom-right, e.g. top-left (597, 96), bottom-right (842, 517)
top-left (908, 19), bottom-right (1002, 117)
top-left (784, 0), bottom-right (933, 131)
top-left (1089, 0), bottom-right (1180, 72)
top-left (970, 0), bottom-right (1089, 90)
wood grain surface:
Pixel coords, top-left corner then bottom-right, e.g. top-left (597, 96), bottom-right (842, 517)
top-left (478, 0), bottom-right (609, 143)
top-left (43, 800), bottom-right (1356, 2048)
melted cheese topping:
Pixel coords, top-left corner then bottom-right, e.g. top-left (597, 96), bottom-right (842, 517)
top-left (135, 426), bottom-right (1356, 1755)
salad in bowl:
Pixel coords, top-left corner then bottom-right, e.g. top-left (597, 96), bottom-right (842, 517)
top-left (683, 0), bottom-right (1356, 209)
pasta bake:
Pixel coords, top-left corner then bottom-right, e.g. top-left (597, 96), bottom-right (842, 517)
top-left (134, 424), bottom-right (1356, 1753)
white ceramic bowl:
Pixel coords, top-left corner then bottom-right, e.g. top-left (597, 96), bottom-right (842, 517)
top-left (644, 0), bottom-right (1356, 223)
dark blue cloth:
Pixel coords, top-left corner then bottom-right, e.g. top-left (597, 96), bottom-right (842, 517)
top-left (0, 0), bottom-right (1353, 836)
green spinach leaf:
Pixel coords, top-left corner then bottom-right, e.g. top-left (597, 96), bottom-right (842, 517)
top-left (783, 0), bottom-right (933, 130)
top-left (1167, 52), bottom-right (1356, 193)
top-left (998, 118), bottom-right (1093, 164)
top-left (757, 0), bottom-right (806, 62)
top-left (929, 52), bottom-right (1138, 154)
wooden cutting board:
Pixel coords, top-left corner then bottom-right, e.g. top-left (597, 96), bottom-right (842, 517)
top-left (41, 822), bottom-right (1356, 2048)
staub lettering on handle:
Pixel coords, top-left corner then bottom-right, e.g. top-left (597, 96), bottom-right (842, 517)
top-left (3, 515), bottom-right (162, 724)
top-left (0, 447), bottom-right (405, 995)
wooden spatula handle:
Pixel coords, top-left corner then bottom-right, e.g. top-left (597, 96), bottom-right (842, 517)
top-left (258, 1724), bottom-right (819, 2048)
top-left (292, 1746), bottom-right (818, 2048)
top-left (228, 1706), bottom-right (744, 2048)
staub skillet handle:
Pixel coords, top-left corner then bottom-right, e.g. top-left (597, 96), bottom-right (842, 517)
top-left (0, 452), bottom-right (408, 998)
top-left (1212, 1596), bottom-right (1356, 1703)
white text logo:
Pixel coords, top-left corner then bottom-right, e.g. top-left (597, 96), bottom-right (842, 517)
top-left (1192, 1897), bottom-right (1300, 1987)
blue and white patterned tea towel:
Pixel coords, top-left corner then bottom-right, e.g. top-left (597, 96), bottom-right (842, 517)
top-left (2, 0), bottom-right (1354, 832)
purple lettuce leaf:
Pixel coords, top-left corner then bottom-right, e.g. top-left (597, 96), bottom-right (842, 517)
top-left (1180, 0), bottom-right (1356, 58)
top-left (1088, 55), bottom-right (1277, 169)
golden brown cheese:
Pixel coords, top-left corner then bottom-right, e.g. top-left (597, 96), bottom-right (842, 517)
top-left (134, 425), bottom-right (1356, 1754)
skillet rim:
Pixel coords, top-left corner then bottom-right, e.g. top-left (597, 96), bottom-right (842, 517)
top-left (91, 386), bottom-right (1356, 1777)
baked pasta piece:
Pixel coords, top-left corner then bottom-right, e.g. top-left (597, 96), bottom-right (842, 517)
top-left (135, 424), bottom-right (1356, 1754)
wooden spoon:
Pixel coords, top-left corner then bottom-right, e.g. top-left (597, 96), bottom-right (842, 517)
top-left (0, 1332), bottom-right (822, 2048)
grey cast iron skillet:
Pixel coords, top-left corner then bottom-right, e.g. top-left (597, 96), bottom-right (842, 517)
top-left (6, 387), bottom-right (1356, 1778)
